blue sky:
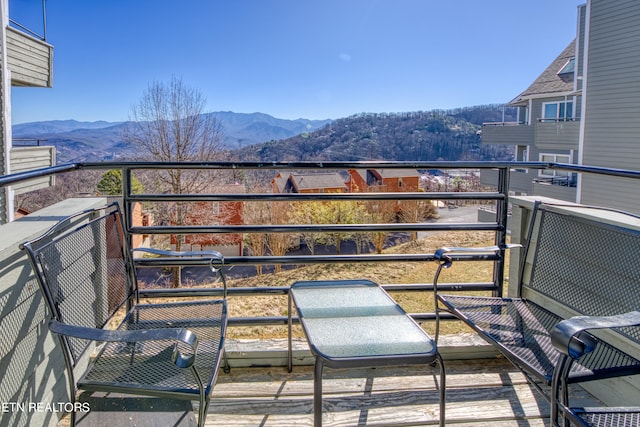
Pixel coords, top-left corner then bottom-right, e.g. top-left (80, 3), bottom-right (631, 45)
top-left (10, 0), bottom-right (580, 124)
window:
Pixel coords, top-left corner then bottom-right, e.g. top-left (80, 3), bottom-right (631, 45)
top-left (557, 58), bottom-right (575, 83)
top-left (516, 146), bottom-right (528, 162)
top-left (212, 202), bottom-right (220, 215)
top-left (542, 101), bottom-right (573, 122)
top-left (514, 146), bottom-right (529, 173)
top-left (539, 153), bottom-right (571, 178)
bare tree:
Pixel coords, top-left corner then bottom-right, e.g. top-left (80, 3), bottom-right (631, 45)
top-left (265, 201), bottom-right (294, 273)
top-left (243, 201), bottom-right (271, 276)
top-left (362, 186), bottom-right (397, 253)
top-left (123, 76), bottom-right (225, 287)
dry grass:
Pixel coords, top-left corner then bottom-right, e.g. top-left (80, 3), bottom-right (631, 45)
top-left (191, 229), bottom-right (508, 339)
top-left (127, 230), bottom-right (508, 339)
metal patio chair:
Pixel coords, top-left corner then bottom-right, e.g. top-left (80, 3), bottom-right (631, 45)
top-left (21, 202), bottom-right (228, 427)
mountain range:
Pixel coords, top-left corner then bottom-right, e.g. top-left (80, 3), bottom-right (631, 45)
top-left (12, 105), bottom-right (516, 164)
top-left (12, 112), bottom-right (332, 162)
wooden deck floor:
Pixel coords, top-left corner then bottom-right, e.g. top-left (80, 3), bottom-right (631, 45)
top-left (59, 357), bottom-right (601, 427)
top-left (203, 357), bottom-right (599, 427)
top-left (57, 338), bottom-right (603, 427)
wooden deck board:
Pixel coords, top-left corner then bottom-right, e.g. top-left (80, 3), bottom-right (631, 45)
top-left (58, 357), bottom-right (601, 427)
top-left (204, 358), bottom-right (600, 426)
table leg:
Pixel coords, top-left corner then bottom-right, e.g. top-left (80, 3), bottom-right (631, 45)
top-left (313, 358), bottom-right (324, 427)
top-left (287, 291), bottom-right (293, 372)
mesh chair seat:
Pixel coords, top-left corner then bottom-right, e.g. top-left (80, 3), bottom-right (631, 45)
top-left (438, 295), bottom-right (640, 384)
top-left (568, 407), bottom-right (640, 427)
top-left (81, 300), bottom-right (225, 396)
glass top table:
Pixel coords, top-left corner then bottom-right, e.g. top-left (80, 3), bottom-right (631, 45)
top-left (287, 279), bottom-right (445, 427)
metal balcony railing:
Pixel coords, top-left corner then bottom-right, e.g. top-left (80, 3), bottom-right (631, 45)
top-left (2, 160), bottom-right (640, 332)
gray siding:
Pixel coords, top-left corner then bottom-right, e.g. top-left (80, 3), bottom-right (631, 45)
top-left (480, 124), bottom-right (533, 145)
top-left (535, 120), bottom-right (580, 150)
top-left (6, 27), bottom-right (53, 88)
top-left (9, 146), bottom-right (56, 194)
top-left (580, 0), bottom-right (640, 213)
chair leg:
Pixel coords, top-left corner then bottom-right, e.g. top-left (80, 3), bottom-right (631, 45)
top-left (198, 395), bottom-right (210, 427)
top-left (435, 353), bottom-right (446, 427)
top-left (222, 348), bottom-right (230, 374)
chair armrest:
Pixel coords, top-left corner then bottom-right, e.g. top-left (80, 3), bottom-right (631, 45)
top-left (49, 320), bottom-right (199, 368)
top-left (434, 244), bottom-right (520, 267)
top-left (551, 310), bottom-right (640, 359)
top-left (133, 247), bottom-right (223, 260)
top-left (133, 248), bottom-right (227, 297)
top-left (133, 247), bottom-right (224, 271)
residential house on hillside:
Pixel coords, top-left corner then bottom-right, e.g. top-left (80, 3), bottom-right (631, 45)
top-left (271, 172), bottom-right (347, 193)
top-left (347, 169), bottom-right (421, 192)
top-left (170, 183), bottom-right (245, 256)
top-left (482, 0), bottom-right (640, 214)
top-left (480, 39), bottom-right (581, 202)
top-left (105, 197), bottom-right (152, 250)
top-left (0, 0), bottom-right (55, 223)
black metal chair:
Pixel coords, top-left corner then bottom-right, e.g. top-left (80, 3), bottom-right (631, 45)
top-left (433, 202), bottom-right (640, 427)
top-left (21, 202), bottom-right (228, 427)
top-left (551, 313), bottom-right (640, 426)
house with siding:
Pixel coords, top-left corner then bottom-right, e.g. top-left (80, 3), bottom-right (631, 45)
top-left (347, 169), bottom-right (421, 192)
top-left (169, 183), bottom-right (245, 256)
top-left (480, 38), bottom-right (582, 202)
top-left (482, 0), bottom-right (640, 214)
top-left (271, 172), bottom-right (347, 193)
top-left (0, 0), bottom-right (55, 223)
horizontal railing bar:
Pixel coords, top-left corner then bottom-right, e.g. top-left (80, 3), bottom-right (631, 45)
top-left (411, 312), bottom-right (456, 322)
top-left (229, 316), bottom-right (291, 326)
top-left (0, 163), bottom-right (78, 186)
top-left (140, 287), bottom-right (287, 298)
top-left (80, 160), bottom-right (533, 170)
top-left (222, 313), bottom-right (455, 327)
top-left (556, 162), bottom-right (640, 179)
top-left (383, 282), bottom-right (498, 292)
top-left (134, 252), bottom-right (502, 267)
top-left (128, 192), bottom-right (504, 202)
top-left (130, 222), bottom-right (502, 235)
top-left (3, 161), bottom-right (638, 188)
top-left (137, 282), bottom-right (497, 300)
top-left (197, 313), bottom-right (456, 327)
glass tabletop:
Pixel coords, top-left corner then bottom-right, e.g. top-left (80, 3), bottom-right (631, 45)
top-left (290, 280), bottom-right (436, 361)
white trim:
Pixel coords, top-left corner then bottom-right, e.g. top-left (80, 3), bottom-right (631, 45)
top-left (576, 0), bottom-right (591, 204)
top-left (509, 90), bottom-right (583, 106)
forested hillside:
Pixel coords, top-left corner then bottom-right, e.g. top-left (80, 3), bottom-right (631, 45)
top-left (15, 105), bottom-right (516, 213)
top-left (236, 105), bottom-right (516, 162)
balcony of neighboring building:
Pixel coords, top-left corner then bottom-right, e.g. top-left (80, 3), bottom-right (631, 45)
top-left (479, 121), bottom-right (534, 146)
top-left (9, 140), bottom-right (55, 194)
top-left (534, 118), bottom-right (580, 150)
top-left (481, 118), bottom-right (580, 150)
top-left (479, 166), bottom-right (532, 195)
top-left (7, 12), bottom-right (54, 88)
top-left (532, 171), bottom-right (577, 202)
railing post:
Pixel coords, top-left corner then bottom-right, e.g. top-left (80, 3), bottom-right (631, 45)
top-left (122, 166), bottom-right (133, 238)
top-left (494, 166), bottom-right (511, 297)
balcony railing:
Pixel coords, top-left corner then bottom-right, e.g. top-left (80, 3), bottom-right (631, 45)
top-left (3, 160), bottom-right (640, 426)
top-left (1, 161), bottom-right (514, 324)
